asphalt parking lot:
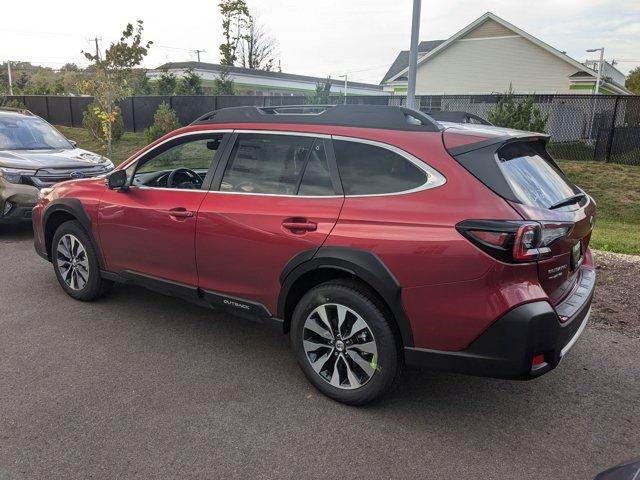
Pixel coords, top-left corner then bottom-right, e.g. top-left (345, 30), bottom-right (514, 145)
top-left (1, 223), bottom-right (639, 480)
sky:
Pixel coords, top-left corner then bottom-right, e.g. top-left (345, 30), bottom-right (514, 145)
top-left (1, 0), bottom-right (638, 84)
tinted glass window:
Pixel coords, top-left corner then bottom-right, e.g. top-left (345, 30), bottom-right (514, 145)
top-left (0, 116), bottom-right (72, 150)
top-left (497, 142), bottom-right (577, 208)
top-left (298, 140), bottom-right (334, 196)
top-left (132, 136), bottom-right (222, 190)
top-left (221, 134), bottom-right (313, 195)
top-left (333, 140), bottom-right (426, 195)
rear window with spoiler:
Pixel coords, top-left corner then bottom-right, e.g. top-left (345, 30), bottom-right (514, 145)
top-left (451, 139), bottom-right (581, 210)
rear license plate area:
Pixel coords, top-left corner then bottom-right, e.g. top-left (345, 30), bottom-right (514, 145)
top-left (571, 241), bottom-right (583, 271)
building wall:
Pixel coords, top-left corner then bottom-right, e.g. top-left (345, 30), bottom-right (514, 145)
top-left (147, 68), bottom-right (383, 96)
top-left (413, 35), bottom-right (579, 94)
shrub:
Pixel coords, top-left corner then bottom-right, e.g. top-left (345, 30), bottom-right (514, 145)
top-left (82, 102), bottom-right (124, 143)
top-left (144, 102), bottom-right (181, 143)
top-left (0, 97), bottom-right (26, 109)
top-left (487, 85), bottom-right (548, 133)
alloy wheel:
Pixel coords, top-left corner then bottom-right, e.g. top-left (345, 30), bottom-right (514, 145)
top-left (56, 234), bottom-right (90, 291)
top-left (302, 303), bottom-right (378, 390)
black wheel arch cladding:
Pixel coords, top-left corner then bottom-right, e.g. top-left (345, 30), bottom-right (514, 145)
top-left (279, 246), bottom-right (414, 347)
top-left (43, 198), bottom-right (105, 269)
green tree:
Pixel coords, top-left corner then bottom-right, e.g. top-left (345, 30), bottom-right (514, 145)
top-left (212, 69), bottom-right (235, 95)
top-left (487, 85), bottom-right (548, 133)
top-left (144, 102), bottom-right (181, 142)
top-left (129, 69), bottom-right (151, 95)
top-left (154, 70), bottom-right (177, 95)
top-left (626, 67), bottom-right (640, 94)
top-left (307, 77), bottom-right (332, 104)
top-left (176, 68), bottom-right (203, 95)
top-left (82, 20), bottom-right (152, 157)
top-left (219, 0), bottom-right (250, 66)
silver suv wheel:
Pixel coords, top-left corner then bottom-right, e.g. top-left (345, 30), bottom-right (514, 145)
top-left (56, 234), bottom-right (89, 291)
top-left (302, 303), bottom-right (378, 390)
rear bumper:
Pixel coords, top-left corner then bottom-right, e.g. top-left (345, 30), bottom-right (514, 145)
top-left (404, 269), bottom-right (595, 380)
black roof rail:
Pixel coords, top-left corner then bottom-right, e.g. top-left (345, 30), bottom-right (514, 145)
top-left (191, 104), bottom-right (441, 132)
top-left (0, 106), bottom-right (34, 116)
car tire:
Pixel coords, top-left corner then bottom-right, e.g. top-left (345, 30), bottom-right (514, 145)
top-left (290, 279), bottom-right (403, 405)
top-left (51, 220), bottom-right (112, 301)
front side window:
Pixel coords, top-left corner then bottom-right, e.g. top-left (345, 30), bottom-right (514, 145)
top-left (220, 134), bottom-right (313, 195)
top-left (132, 136), bottom-right (222, 190)
top-left (333, 140), bottom-right (427, 195)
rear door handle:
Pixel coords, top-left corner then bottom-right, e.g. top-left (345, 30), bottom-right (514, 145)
top-left (282, 220), bottom-right (317, 232)
top-left (168, 207), bottom-right (195, 218)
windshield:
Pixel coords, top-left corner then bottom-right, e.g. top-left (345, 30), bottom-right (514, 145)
top-left (0, 116), bottom-right (72, 150)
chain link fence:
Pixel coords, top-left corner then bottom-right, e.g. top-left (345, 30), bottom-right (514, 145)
top-left (5, 94), bottom-right (640, 165)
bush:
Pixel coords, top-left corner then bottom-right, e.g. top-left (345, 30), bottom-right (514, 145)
top-left (82, 102), bottom-right (124, 144)
top-left (144, 102), bottom-right (181, 143)
top-left (0, 97), bottom-right (26, 109)
top-left (487, 85), bottom-right (548, 133)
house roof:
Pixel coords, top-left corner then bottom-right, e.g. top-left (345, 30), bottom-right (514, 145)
top-left (382, 12), bottom-right (628, 91)
top-left (154, 61), bottom-right (383, 91)
top-left (379, 40), bottom-right (446, 84)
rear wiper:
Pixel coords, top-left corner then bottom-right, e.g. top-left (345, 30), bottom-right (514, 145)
top-left (548, 192), bottom-right (586, 210)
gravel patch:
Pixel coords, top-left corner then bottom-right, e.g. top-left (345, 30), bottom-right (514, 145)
top-left (591, 250), bottom-right (640, 337)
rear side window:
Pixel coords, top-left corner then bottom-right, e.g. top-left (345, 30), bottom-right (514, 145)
top-left (220, 134), bottom-right (312, 195)
top-left (298, 140), bottom-right (335, 196)
top-left (453, 141), bottom-right (579, 209)
top-left (333, 140), bottom-right (427, 195)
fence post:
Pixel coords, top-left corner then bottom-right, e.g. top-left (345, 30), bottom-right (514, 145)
top-left (45, 96), bottom-right (50, 121)
top-left (605, 96), bottom-right (621, 163)
top-left (131, 97), bottom-right (136, 133)
top-left (69, 96), bottom-right (74, 127)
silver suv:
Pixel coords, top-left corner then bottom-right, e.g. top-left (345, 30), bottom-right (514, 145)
top-left (0, 108), bottom-right (114, 224)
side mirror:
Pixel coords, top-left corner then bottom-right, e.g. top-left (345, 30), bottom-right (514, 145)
top-left (68, 139), bottom-right (77, 147)
top-left (106, 169), bottom-right (128, 191)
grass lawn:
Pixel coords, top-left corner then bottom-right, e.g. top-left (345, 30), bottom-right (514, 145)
top-left (53, 126), bottom-right (640, 255)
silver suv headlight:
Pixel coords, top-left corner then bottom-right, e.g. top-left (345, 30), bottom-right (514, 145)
top-left (0, 167), bottom-right (37, 184)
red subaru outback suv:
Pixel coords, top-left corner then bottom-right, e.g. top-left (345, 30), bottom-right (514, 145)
top-left (33, 105), bottom-right (595, 405)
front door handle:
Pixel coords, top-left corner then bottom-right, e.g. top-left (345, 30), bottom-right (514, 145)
top-left (168, 207), bottom-right (195, 218)
top-left (282, 219), bottom-right (317, 233)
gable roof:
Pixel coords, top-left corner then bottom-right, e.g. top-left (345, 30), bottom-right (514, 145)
top-left (380, 40), bottom-right (446, 84)
top-left (383, 12), bottom-right (599, 85)
top-left (154, 61), bottom-right (382, 91)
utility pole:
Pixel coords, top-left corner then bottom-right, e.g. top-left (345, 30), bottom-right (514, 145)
top-left (91, 37), bottom-right (102, 60)
top-left (339, 74), bottom-right (348, 104)
top-left (7, 60), bottom-right (13, 95)
top-left (193, 49), bottom-right (206, 62)
top-left (406, 0), bottom-right (422, 110)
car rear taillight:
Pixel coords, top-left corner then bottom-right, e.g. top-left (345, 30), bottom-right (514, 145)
top-left (457, 220), bottom-right (572, 263)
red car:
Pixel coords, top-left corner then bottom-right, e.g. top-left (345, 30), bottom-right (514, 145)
top-left (33, 105), bottom-right (595, 405)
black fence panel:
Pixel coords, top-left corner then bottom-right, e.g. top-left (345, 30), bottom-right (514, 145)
top-left (22, 96), bottom-right (49, 119)
top-left (70, 96), bottom-right (93, 127)
top-left (7, 94), bottom-right (640, 165)
top-left (131, 96), bottom-right (171, 132)
top-left (47, 96), bottom-right (73, 126)
top-left (171, 95), bottom-right (217, 125)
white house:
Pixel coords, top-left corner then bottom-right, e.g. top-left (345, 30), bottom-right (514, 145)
top-left (148, 62), bottom-right (384, 96)
top-left (381, 12), bottom-right (631, 95)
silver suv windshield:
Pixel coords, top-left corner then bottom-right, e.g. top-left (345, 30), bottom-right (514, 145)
top-left (0, 116), bottom-right (72, 150)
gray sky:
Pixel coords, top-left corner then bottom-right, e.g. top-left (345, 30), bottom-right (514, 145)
top-left (1, 0), bottom-right (638, 84)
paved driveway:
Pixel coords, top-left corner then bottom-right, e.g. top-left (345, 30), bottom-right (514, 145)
top-left (1, 224), bottom-right (638, 479)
